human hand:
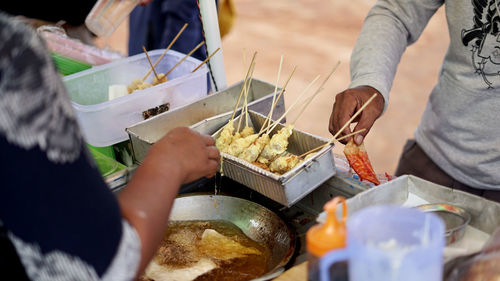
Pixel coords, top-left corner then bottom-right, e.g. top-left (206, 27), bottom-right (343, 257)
top-left (328, 86), bottom-right (384, 145)
top-left (147, 127), bottom-right (220, 184)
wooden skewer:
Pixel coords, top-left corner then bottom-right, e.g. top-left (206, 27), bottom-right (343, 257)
top-left (191, 47), bottom-right (221, 73)
top-left (230, 52), bottom-right (257, 122)
top-left (259, 66), bottom-right (297, 134)
top-left (242, 49), bottom-right (249, 128)
top-left (291, 61), bottom-right (341, 125)
top-left (298, 92), bottom-right (378, 159)
top-left (243, 70), bottom-right (252, 128)
top-left (262, 74), bottom-right (319, 135)
top-left (298, 128), bottom-right (366, 159)
top-left (331, 92), bottom-right (378, 141)
top-left (265, 55), bottom-right (284, 130)
top-left (336, 128), bottom-right (367, 142)
top-left (142, 23), bottom-right (188, 81)
top-left (142, 46), bottom-right (160, 80)
top-left (164, 41), bottom-right (205, 78)
top-left (291, 75), bottom-right (322, 125)
top-left (237, 70), bottom-right (254, 132)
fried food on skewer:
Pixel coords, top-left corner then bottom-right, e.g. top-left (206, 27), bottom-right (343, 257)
top-left (269, 153), bottom-right (302, 174)
top-left (240, 126), bottom-right (254, 138)
top-left (344, 139), bottom-right (380, 185)
top-left (239, 133), bottom-right (270, 163)
top-left (227, 133), bottom-right (259, 157)
top-left (257, 124), bottom-right (294, 164)
top-left (215, 53), bottom-right (257, 153)
top-left (127, 79), bottom-right (152, 93)
top-left (215, 122), bottom-right (234, 153)
top-left (152, 73), bottom-right (168, 85)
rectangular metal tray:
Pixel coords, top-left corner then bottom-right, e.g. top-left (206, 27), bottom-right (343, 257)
top-left (317, 175), bottom-right (500, 261)
top-left (213, 110), bottom-right (336, 207)
top-left (126, 78), bottom-right (284, 163)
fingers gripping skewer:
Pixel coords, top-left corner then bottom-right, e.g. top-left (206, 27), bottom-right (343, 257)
top-left (298, 129), bottom-right (367, 159)
top-left (142, 23), bottom-right (188, 81)
top-left (336, 128), bottom-right (367, 142)
top-left (332, 92), bottom-right (378, 140)
top-left (298, 92), bottom-right (378, 158)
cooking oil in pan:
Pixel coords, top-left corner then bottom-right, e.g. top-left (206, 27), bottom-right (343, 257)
top-left (143, 220), bottom-right (271, 281)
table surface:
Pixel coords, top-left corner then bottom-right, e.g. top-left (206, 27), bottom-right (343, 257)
top-left (273, 262), bottom-right (308, 281)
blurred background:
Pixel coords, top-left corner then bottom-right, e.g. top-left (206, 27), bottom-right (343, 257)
top-left (94, 0), bottom-right (449, 175)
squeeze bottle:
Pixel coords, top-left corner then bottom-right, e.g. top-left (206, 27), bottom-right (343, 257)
top-left (306, 196), bottom-right (347, 281)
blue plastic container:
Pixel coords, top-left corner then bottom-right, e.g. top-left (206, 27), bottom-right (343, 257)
top-left (320, 205), bottom-right (445, 281)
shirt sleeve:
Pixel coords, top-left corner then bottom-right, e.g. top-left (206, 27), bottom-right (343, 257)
top-left (0, 11), bottom-right (141, 280)
top-left (348, 0), bottom-right (444, 113)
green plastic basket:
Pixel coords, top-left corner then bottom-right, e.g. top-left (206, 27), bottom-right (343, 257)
top-left (51, 52), bottom-right (92, 76)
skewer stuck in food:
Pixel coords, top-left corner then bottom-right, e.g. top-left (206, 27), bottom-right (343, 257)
top-left (343, 139), bottom-right (380, 185)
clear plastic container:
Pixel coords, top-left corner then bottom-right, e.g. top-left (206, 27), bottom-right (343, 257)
top-left (63, 49), bottom-right (208, 147)
top-left (319, 205), bottom-right (445, 281)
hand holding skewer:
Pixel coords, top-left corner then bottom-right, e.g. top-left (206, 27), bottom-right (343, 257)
top-left (329, 86), bottom-right (385, 145)
top-left (299, 92), bottom-right (378, 159)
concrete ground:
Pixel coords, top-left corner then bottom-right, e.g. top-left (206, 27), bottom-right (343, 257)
top-left (95, 0), bottom-right (449, 175)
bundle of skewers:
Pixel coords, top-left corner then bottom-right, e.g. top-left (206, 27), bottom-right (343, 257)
top-left (109, 23), bottom-right (220, 102)
top-left (215, 53), bottom-right (341, 176)
top-left (214, 52), bottom-right (381, 186)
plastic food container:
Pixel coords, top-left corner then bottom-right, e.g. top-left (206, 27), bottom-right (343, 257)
top-left (63, 49), bottom-right (208, 147)
top-left (319, 205), bottom-right (445, 281)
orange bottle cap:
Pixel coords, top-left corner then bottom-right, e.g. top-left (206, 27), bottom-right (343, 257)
top-left (306, 196), bottom-right (347, 257)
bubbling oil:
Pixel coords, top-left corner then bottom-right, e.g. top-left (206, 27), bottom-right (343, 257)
top-left (146, 220), bottom-right (271, 281)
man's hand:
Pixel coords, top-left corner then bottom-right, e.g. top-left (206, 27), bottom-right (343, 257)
top-left (147, 127), bottom-right (220, 184)
top-left (329, 86), bottom-right (385, 145)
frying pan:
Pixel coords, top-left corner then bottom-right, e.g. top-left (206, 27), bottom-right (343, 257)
top-left (168, 194), bottom-right (296, 280)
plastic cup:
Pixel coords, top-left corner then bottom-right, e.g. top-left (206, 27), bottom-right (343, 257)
top-left (319, 205), bottom-right (445, 281)
top-left (85, 0), bottom-right (140, 37)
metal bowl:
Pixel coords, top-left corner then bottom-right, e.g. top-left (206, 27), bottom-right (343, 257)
top-left (168, 194), bottom-right (296, 280)
top-left (416, 203), bottom-right (471, 245)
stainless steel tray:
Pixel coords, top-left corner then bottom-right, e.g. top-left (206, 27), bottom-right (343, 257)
top-left (214, 110), bottom-right (336, 207)
top-left (317, 175), bottom-right (500, 261)
top-left (126, 78), bottom-right (284, 163)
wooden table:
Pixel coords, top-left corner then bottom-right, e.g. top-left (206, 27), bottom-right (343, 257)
top-left (273, 262), bottom-right (308, 281)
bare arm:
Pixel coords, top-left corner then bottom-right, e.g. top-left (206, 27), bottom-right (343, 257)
top-left (117, 127), bottom-right (219, 277)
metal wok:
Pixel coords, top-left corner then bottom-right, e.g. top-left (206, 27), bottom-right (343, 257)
top-left (168, 194), bottom-right (296, 280)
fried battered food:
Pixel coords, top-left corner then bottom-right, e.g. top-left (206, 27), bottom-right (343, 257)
top-left (199, 229), bottom-right (262, 260)
top-left (269, 153), bottom-right (302, 174)
top-left (227, 134), bottom-right (259, 157)
top-left (127, 78), bottom-right (152, 93)
top-left (152, 73), bottom-right (168, 85)
top-left (215, 123), bottom-right (235, 153)
top-left (257, 125), bottom-right (294, 164)
top-left (252, 161), bottom-right (270, 171)
top-left (344, 139), bottom-right (380, 185)
top-left (240, 126), bottom-right (255, 138)
top-left (239, 134), bottom-right (270, 163)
